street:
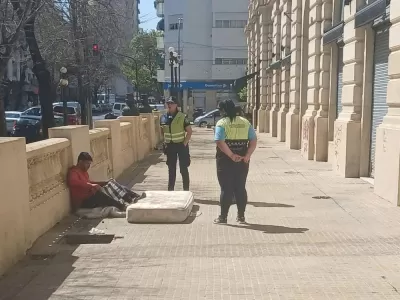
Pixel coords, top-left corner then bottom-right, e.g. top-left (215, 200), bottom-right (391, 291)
top-left (1, 128), bottom-right (400, 299)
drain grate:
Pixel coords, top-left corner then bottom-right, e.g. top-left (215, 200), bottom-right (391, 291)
top-left (284, 171), bottom-right (299, 174)
top-left (312, 196), bottom-right (332, 199)
top-left (258, 146), bottom-right (272, 149)
top-left (268, 156), bottom-right (279, 159)
top-left (64, 233), bottom-right (115, 245)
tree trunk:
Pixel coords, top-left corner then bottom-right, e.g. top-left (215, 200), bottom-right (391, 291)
top-left (24, 17), bottom-right (55, 138)
top-left (0, 79), bottom-right (7, 137)
top-left (0, 54), bottom-right (11, 136)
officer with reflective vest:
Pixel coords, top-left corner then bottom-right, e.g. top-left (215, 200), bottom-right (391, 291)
top-left (213, 99), bottom-right (257, 224)
top-left (160, 97), bottom-right (192, 191)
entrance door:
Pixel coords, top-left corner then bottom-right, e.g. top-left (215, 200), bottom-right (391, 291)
top-left (370, 28), bottom-right (390, 177)
top-left (336, 46), bottom-right (344, 118)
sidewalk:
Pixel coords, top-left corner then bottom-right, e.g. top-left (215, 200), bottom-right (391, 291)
top-left (2, 128), bottom-right (400, 300)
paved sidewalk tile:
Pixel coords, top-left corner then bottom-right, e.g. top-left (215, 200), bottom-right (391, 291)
top-left (2, 128), bottom-right (400, 299)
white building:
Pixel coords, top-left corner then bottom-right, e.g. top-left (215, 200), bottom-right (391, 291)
top-left (109, 0), bottom-right (140, 99)
top-left (155, 0), bottom-right (248, 110)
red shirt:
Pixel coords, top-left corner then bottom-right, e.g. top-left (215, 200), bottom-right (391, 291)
top-left (67, 166), bottom-right (95, 208)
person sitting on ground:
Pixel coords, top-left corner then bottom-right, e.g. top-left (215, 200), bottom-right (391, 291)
top-left (67, 152), bottom-right (142, 212)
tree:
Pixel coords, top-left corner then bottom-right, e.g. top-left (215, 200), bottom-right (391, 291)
top-left (238, 86), bottom-right (247, 103)
top-left (123, 30), bottom-right (159, 96)
top-left (0, 0), bottom-right (41, 136)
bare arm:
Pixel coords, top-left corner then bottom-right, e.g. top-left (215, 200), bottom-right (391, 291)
top-left (246, 138), bottom-right (257, 157)
top-left (184, 125), bottom-right (192, 145)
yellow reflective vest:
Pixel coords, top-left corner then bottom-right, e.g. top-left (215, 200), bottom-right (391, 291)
top-left (162, 111), bottom-right (186, 143)
top-left (216, 116), bottom-right (251, 156)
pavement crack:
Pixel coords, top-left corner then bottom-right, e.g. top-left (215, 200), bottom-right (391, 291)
top-left (381, 276), bottom-right (400, 294)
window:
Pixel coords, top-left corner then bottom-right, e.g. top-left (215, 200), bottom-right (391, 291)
top-left (215, 58), bottom-right (248, 65)
top-left (214, 111), bottom-right (221, 117)
top-left (23, 107), bottom-right (41, 116)
top-left (53, 106), bottom-right (76, 114)
top-left (5, 113), bottom-right (21, 118)
top-left (114, 104), bottom-right (121, 110)
top-left (169, 22), bottom-right (183, 30)
top-left (215, 20), bottom-right (247, 28)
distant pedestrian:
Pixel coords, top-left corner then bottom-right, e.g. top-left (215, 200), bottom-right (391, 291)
top-left (213, 99), bottom-right (257, 224)
top-left (122, 99), bottom-right (140, 116)
top-left (160, 97), bottom-right (192, 191)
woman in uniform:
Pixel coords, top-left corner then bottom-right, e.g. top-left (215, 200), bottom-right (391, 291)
top-left (213, 99), bottom-right (257, 224)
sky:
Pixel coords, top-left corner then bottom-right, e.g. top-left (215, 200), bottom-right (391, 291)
top-left (139, 0), bottom-right (159, 31)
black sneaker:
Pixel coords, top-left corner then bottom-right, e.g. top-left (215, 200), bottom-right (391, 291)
top-left (236, 216), bottom-right (246, 224)
top-left (213, 216), bottom-right (227, 224)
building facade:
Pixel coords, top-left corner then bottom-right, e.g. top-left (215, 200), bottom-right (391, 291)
top-left (247, 0), bottom-right (400, 204)
top-left (155, 0), bottom-right (248, 111)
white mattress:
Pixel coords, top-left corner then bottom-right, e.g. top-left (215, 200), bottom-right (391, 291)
top-left (126, 191), bottom-right (194, 223)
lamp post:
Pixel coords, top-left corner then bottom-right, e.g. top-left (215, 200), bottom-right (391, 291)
top-left (177, 17), bottom-right (182, 109)
top-left (59, 67), bottom-right (69, 126)
top-left (168, 46), bottom-right (180, 105)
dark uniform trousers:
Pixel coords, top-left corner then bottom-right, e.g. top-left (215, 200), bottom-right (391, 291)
top-left (166, 142), bottom-right (190, 191)
top-left (216, 156), bottom-right (249, 217)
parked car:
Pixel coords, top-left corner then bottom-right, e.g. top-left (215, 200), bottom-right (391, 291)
top-left (194, 109), bottom-right (221, 127)
top-left (21, 106), bottom-right (41, 117)
top-left (21, 106), bottom-right (65, 126)
top-left (104, 113), bottom-right (118, 119)
top-left (53, 105), bottom-right (81, 125)
top-left (193, 105), bottom-right (244, 127)
top-left (11, 115), bottom-right (64, 143)
top-left (53, 101), bottom-right (81, 112)
top-left (92, 104), bottom-right (101, 113)
top-left (192, 108), bottom-right (205, 120)
top-left (5, 111), bottom-right (22, 135)
top-left (112, 102), bottom-right (127, 116)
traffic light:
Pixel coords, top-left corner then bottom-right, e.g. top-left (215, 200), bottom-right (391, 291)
top-left (92, 44), bottom-right (99, 56)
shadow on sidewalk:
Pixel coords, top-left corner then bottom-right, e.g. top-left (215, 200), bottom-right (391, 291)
top-left (118, 151), bottom-right (163, 189)
top-left (195, 199), bottom-right (294, 208)
top-left (0, 217), bottom-right (103, 300)
top-left (226, 223), bottom-right (309, 234)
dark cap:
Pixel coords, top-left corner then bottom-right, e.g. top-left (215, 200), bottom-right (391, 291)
top-left (166, 96), bottom-right (178, 104)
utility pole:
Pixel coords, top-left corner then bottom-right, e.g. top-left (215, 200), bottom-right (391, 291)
top-left (178, 18), bottom-right (182, 110)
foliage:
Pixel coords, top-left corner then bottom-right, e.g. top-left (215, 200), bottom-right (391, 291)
top-left (0, 0), bottom-right (44, 136)
top-left (123, 30), bottom-right (159, 95)
top-left (238, 86), bottom-right (247, 102)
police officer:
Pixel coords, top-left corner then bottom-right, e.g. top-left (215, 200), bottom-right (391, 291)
top-left (160, 97), bottom-right (192, 191)
top-left (213, 99), bottom-right (257, 224)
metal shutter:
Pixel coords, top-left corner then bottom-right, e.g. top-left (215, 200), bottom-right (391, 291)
top-left (370, 28), bottom-right (390, 177)
top-left (336, 46), bottom-right (344, 118)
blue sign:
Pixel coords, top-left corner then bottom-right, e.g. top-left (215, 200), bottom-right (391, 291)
top-left (163, 81), bottom-right (233, 90)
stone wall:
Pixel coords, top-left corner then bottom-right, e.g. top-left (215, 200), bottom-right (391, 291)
top-left (247, 0), bottom-right (400, 205)
top-left (0, 114), bottom-right (161, 276)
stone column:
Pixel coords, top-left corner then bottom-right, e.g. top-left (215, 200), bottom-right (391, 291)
top-left (49, 125), bottom-right (90, 162)
top-left (182, 89), bottom-right (188, 114)
top-left (94, 119), bottom-right (123, 178)
top-left (374, 1), bottom-right (400, 204)
top-left (0, 138), bottom-right (29, 275)
top-left (266, 21), bottom-right (274, 134)
top-left (249, 24), bottom-right (255, 115)
top-left (258, 5), bottom-right (272, 133)
top-left (286, 0), bottom-right (302, 149)
top-left (246, 29), bottom-right (251, 112)
top-left (277, 0), bottom-right (292, 142)
top-left (118, 116), bottom-right (141, 162)
top-left (253, 12), bottom-right (260, 128)
top-left (331, 3), bottom-right (364, 177)
top-left (270, 2), bottom-right (281, 137)
top-left (301, 0), bottom-right (327, 160)
top-left (313, 0), bottom-right (332, 161)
